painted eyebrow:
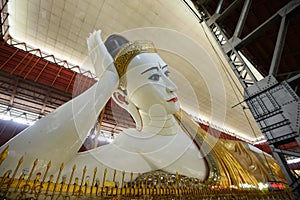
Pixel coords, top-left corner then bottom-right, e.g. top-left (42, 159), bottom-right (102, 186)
top-left (140, 65), bottom-right (168, 75)
top-left (141, 66), bottom-right (159, 75)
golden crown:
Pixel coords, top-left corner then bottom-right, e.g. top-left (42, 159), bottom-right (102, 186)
top-left (114, 40), bottom-right (157, 90)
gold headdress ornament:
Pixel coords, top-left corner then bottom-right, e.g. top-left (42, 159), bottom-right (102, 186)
top-left (114, 40), bottom-right (158, 90)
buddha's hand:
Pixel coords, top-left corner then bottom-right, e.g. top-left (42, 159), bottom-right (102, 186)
top-left (87, 30), bottom-right (117, 77)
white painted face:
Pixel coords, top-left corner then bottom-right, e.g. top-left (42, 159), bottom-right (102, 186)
top-left (125, 53), bottom-right (180, 116)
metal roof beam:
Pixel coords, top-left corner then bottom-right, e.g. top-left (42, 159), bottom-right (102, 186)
top-left (287, 73), bottom-right (300, 84)
top-left (215, 0), bottom-right (224, 14)
top-left (207, 0), bottom-right (242, 26)
top-left (233, 0), bottom-right (252, 38)
top-left (224, 14), bottom-right (279, 53)
top-left (228, 0), bottom-right (300, 51)
top-left (273, 148), bottom-right (300, 158)
top-left (269, 15), bottom-right (289, 76)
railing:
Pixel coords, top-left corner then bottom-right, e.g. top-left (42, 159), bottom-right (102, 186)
top-left (4, 37), bottom-right (97, 80)
top-left (0, 0), bottom-right (9, 41)
top-left (0, 147), bottom-right (294, 199)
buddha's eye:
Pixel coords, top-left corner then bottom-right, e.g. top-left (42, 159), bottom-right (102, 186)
top-left (164, 71), bottom-right (170, 77)
top-left (148, 74), bottom-right (161, 81)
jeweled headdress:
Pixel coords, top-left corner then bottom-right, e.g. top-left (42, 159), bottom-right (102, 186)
top-left (105, 35), bottom-right (157, 90)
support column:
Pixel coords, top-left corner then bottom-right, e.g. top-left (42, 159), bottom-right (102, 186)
top-left (270, 145), bottom-right (295, 184)
top-left (207, 0), bottom-right (241, 26)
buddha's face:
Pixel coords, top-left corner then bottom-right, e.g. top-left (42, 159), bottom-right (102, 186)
top-left (125, 53), bottom-right (180, 116)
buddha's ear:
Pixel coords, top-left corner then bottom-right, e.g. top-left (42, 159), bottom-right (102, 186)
top-left (112, 89), bottom-right (129, 109)
top-left (112, 89), bottom-right (143, 131)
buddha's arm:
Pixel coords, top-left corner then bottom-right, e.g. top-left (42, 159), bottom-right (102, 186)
top-left (0, 31), bottom-right (118, 173)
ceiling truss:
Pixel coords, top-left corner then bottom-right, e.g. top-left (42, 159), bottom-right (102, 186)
top-left (192, 0), bottom-right (300, 196)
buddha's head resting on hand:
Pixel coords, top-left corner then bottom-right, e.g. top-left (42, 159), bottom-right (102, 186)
top-left (105, 35), bottom-right (180, 129)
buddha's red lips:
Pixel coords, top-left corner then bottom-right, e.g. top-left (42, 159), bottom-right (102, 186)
top-left (167, 97), bottom-right (178, 102)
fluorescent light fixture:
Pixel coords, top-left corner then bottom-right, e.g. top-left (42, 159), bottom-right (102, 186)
top-left (253, 139), bottom-right (267, 145)
top-left (287, 158), bottom-right (300, 164)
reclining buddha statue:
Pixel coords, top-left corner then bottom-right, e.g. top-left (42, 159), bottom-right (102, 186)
top-left (0, 30), bottom-right (286, 188)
